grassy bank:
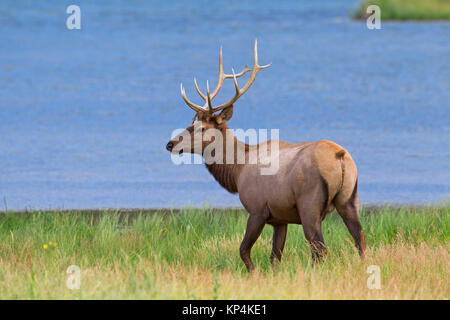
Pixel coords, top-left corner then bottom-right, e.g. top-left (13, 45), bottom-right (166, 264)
top-left (0, 206), bottom-right (448, 299)
top-left (353, 0), bottom-right (450, 20)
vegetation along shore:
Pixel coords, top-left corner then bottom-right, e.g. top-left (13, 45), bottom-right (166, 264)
top-left (353, 0), bottom-right (450, 20)
top-left (0, 205), bottom-right (448, 299)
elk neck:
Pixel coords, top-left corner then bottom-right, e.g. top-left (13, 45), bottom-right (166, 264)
top-left (203, 126), bottom-right (251, 194)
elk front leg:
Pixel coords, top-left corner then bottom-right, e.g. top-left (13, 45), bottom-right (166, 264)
top-left (270, 224), bottom-right (287, 266)
top-left (240, 215), bottom-right (266, 272)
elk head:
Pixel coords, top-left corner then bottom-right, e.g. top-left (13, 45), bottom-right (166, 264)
top-left (166, 39), bottom-right (271, 156)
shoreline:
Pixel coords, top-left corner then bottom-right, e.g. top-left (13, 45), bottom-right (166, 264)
top-left (1, 203), bottom-right (448, 215)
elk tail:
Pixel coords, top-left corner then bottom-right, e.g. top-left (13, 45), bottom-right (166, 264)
top-left (335, 150), bottom-right (346, 159)
top-left (336, 150), bottom-right (346, 193)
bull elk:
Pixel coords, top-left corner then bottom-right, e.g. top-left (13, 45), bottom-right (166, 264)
top-left (166, 40), bottom-right (366, 272)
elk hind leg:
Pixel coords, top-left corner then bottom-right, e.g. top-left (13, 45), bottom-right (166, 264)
top-left (297, 180), bottom-right (328, 262)
top-left (301, 216), bottom-right (326, 263)
top-left (334, 179), bottom-right (366, 258)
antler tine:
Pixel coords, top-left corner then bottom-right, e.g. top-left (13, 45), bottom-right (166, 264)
top-left (180, 83), bottom-right (208, 113)
top-left (203, 67), bottom-right (243, 115)
top-left (231, 68), bottom-right (240, 91)
top-left (255, 38), bottom-right (272, 71)
top-left (236, 39), bottom-right (271, 92)
top-left (207, 46), bottom-right (224, 99)
top-left (180, 39), bottom-right (270, 114)
top-left (209, 45), bottom-right (252, 100)
top-left (185, 46), bottom-right (249, 109)
top-left (209, 39), bottom-right (272, 113)
top-left (193, 78), bottom-right (206, 100)
top-left (206, 80), bottom-right (213, 112)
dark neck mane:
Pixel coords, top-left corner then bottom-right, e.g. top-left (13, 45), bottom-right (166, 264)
top-left (203, 127), bottom-right (248, 194)
top-left (205, 163), bottom-right (242, 194)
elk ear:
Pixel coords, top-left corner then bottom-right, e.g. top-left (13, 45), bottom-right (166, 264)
top-left (216, 105), bottom-right (233, 124)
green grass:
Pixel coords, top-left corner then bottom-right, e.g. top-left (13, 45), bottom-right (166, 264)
top-left (0, 205), bottom-right (448, 299)
top-left (353, 0), bottom-right (450, 20)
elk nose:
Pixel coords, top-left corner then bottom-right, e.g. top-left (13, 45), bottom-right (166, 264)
top-left (166, 141), bottom-right (174, 152)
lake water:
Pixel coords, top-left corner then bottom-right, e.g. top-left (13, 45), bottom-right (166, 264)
top-left (0, 0), bottom-right (449, 210)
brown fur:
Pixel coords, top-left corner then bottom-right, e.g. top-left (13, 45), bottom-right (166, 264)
top-left (167, 106), bottom-right (366, 272)
top-left (205, 163), bottom-right (241, 194)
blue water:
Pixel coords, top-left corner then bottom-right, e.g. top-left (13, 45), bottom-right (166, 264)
top-left (0, 1), bottom-right (449, 210)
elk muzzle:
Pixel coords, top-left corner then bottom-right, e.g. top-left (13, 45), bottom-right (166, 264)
top-left (166, 141), bottom-right (174, 152)
top-left (166, 140), bottom-right (184, 154)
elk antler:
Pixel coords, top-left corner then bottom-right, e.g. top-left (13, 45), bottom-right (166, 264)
top-left (180, 39), bottom-right (271, 114)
